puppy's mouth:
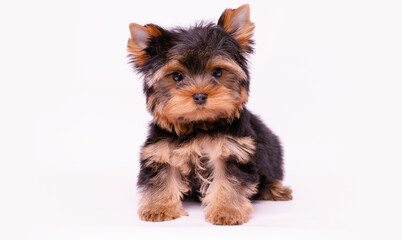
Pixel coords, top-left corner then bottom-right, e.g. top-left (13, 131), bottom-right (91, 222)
top-left (174, 107), bottom-right (231, 123)
top-left (161, 86), bottom-right (246, 124)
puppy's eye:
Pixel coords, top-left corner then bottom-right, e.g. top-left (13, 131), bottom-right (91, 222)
top-left (171, 72), bottom-right (184, 82)
top-left (212, 68), bottom-right (223, 78)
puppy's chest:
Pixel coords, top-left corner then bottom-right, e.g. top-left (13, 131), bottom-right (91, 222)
top-left (170, 134), bottom-right (256, 175)
top-left (141, 134), bottom-right (256, 175)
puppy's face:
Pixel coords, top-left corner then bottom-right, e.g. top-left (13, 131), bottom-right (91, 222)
top-left (128, 4), bottom-right (254, 134)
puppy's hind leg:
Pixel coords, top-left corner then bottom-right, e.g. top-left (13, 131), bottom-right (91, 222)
top-left (255, 180), bottom-right (293, 201)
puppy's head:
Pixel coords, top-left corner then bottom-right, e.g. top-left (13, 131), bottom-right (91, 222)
top-left (128, 4), bottom-right (254, 135)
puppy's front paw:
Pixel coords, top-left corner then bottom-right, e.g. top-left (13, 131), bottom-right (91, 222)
top-left (205, 205), bottom-right (251, 225)
top-left (138, 204), bottom-right (188, 222)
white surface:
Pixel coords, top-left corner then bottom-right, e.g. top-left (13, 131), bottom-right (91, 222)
top-left (1, 0), bottom-right (402, 239)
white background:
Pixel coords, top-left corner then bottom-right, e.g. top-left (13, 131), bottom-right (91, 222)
top-left (1, 0), bottom-right (402, 239)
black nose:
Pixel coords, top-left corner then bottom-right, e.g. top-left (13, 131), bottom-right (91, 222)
top-left (192, 93), bottom-right (207, 105)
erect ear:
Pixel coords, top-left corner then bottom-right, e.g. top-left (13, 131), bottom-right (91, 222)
top-left (127, 23), bottom-right (161, 67)
top-left (218, 4), bottom-right (255, 53)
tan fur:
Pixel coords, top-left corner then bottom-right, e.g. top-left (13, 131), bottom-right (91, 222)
top-left (172, 135), bottom-right (256, 188)
top-left (138, 165), bottom-right (189, 222)
top-left (177, 135), bottom-right (257, 225)
top-left (240, 85), bottom-right (248, 103)
top-left (141, 140), bottom-right (171, 165)
top-left (219, 4), bottom-right (255, 52)
top-left (206, 55), bottom-right (247, 80)
top-left (172, 135), bottom-right (256, 163)
top-left (166, 83), bottom-right (236, 120)
top-left (200, 137), bottom-right (257, 225)
top-left (141, 135), bottom-right (255, 178)
top-left (256, 180), bottom-right (293, 201)
top-left (127, 23), bottom-right (161, 66)
top-left (145, 60), bottom-right (186, 87)
top-left (146, 93), bottom-right (156, 112)
top-left (204, 194), bottom-right (253, 225)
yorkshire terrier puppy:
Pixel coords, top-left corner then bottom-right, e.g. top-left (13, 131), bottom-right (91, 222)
top-left (127, 4), bottom-right (292, 225)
